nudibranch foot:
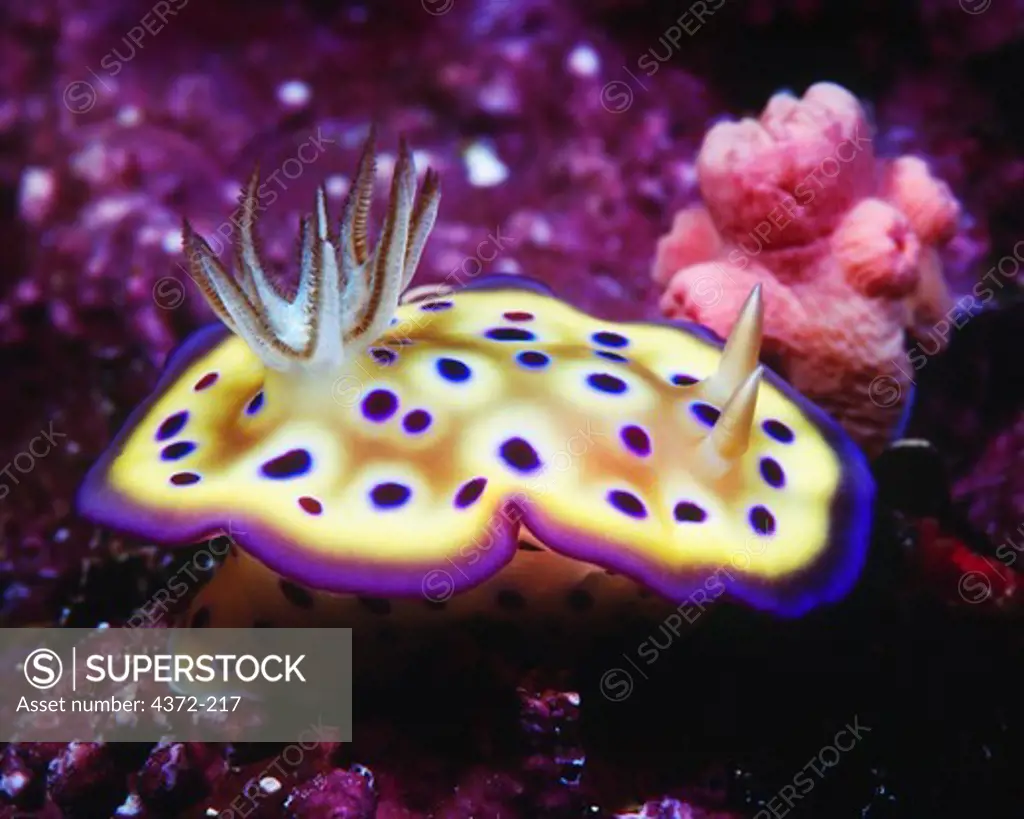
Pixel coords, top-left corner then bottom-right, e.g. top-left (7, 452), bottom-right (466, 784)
top-left (77, 135), bottom-right (874, 623)
top-left (179, 531), bottom-right (674, 634)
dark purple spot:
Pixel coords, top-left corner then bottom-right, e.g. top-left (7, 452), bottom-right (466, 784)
top-left (674, 501), bottom-right (707, 523)
top-left (362, 389), bottom-right (399, 422)
top-left (190, 607), bottom-right (210, 628)
top-left (750, 505), bottom-right (776, 536)
top-left (402, 409), bottom-right (432, 434)
top-left (691, 402), bottom-right (721, 426)
top-left (497, 589), bottom-right (526, 610)
top-left (671, 373), bottom-right (699, 386)
top-left (760, 457), bottom-right (785, 488)
top-left (371, 482), bottom-right (411, 509)
top-left (392, 337), bottom-right (415, 346)
top-left (592, 331), bottom-right (629, 348)
top-left (298, 496), bottom-right (323, 515)
top-left (499, 437), bottom-right (541, 473)
top-left (170, 472), bottom-right (201, 486)
top-left (595, 351), bottom-right (628, 363)
top-left (763, 419), bottom-right (795, 443)
top-left (420, 300), bottom-right (453, 312)
top-left (156, 411), bottom-right (188, 441)
top-left (279, 580), bottom-right (314, 608)
top-left (608, 489), bottom-right (647, 519)
top-left (518, 540), bottom-right (544, 551)
top-left (620, 425), bottom-right (651, 457)
top-left (194, 372), bottom-right (218, 391)
top-left (261, 449), bottom-right (312, 479)
top-left (246, 392), bottom-right (264, 415)
top-left (485, 327), bottom-right (536, 342)
top-left (517, 351), bottom-right (550, 369)
top-left (587, 373), bottom-right (627, 394)
top-left (370, 348), bottom-right (397, 365)
top-left (436, 357), bottom-right (471, 382)
top-left (161, 441), bottom-right (195, 461)
top-left (503, 311), bottom-right (534, 321)
top-left (454, 477), bottom-right (488, 508)
top-left (358, 596), bottom-right (392, 615)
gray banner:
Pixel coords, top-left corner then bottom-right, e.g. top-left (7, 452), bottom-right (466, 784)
top-left (1, 628), bottom-right (352, 742)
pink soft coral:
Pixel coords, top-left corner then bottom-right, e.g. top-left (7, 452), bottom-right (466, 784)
top-left (653, 82), bottom-right (962, 457)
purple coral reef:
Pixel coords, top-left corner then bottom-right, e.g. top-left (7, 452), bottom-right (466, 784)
top-left (2, 0), bottom-right (1024, 817)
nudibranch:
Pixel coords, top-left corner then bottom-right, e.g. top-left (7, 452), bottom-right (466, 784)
top-left (77, 134), bottom-right (874, 632)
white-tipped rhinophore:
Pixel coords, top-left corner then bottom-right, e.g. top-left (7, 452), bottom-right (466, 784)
top-left (706, 284), bottom-right (763, 405)
top-left (182, 130), bottom-right (441, 374)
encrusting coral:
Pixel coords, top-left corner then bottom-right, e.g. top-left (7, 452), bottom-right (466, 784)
top-left (652, 82), bottom-right (963, 457)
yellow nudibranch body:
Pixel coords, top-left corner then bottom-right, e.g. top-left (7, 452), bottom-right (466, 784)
top-left (77, 135), bottom-right (873, 631)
